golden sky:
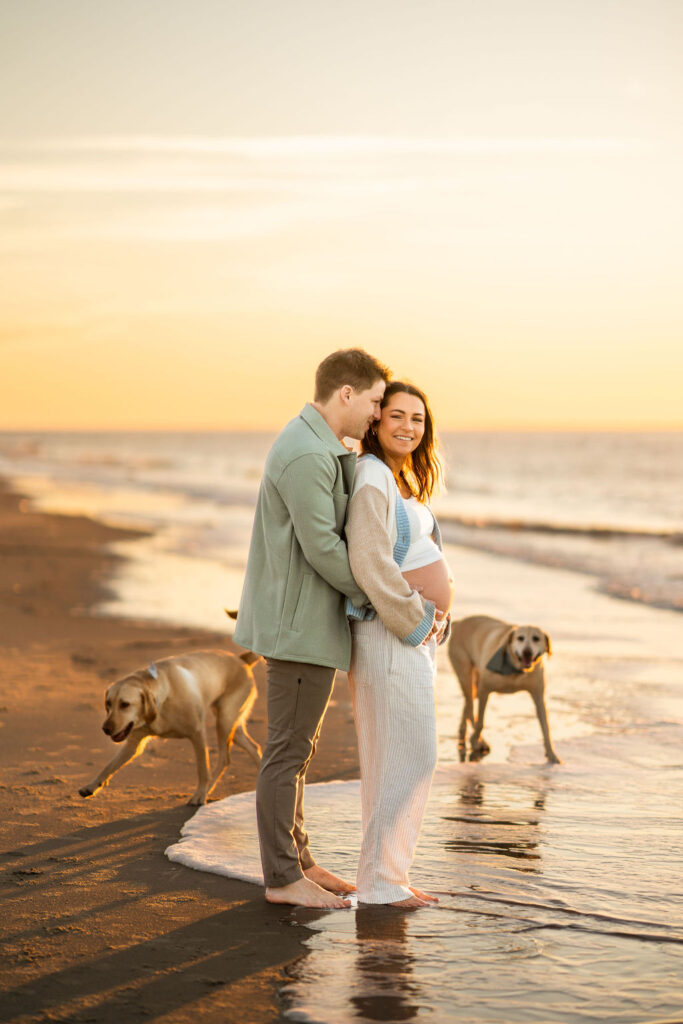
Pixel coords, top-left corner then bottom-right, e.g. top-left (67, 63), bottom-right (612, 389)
top-left (1, 1), bottom-right (682, 430)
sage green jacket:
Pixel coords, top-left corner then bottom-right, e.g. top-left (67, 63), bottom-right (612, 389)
top-left (234, 404), bottom-right (368, 670)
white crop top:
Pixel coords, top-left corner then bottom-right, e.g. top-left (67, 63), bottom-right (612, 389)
top-left (401, 496), bottom-right (443, 572)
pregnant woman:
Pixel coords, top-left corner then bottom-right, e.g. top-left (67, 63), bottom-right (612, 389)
top-left (345, 380), bottom-right (453, 907)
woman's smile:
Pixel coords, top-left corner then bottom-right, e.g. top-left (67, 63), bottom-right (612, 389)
top-left (375, 392), bottom-right (426, 468)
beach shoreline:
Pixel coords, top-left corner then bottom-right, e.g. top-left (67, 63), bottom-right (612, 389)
top-left (0, 478), bottom-right (360, 1024)
top-left (3, 470), bottom-right (683, 1023)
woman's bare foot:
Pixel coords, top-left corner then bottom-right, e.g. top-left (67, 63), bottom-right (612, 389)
top-left (265, 877), bottom-right (351, 908)
top-left (389, 894), bottom-right (429, 908)
top-left (409, 886), bottom-right (439, 903)
top-left (304, 865), bottom-right (356, 894)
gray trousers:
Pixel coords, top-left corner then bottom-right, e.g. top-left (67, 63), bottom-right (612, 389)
top-left (256, 657), bottom-right (337, 888)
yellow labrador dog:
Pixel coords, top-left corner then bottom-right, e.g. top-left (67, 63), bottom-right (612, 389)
top-left (448, 615), bottom-right (560, 764)
top-left (79, 650), bottom-right (262, 805)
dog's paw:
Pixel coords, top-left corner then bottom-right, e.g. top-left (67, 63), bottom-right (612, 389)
top-left (187, 793), bottom-right (207, 806)
top-left (547, 753), bottom-right (562, 765)
top-left (469, 738), bottom-right (491, 762)
top-left (79, 785), bottom-right (95, 799)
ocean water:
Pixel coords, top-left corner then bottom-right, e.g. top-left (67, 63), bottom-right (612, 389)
top-left (0, 429), bottom-right (681, 626)
top-left (2, 429), bottom-right (682, 1021)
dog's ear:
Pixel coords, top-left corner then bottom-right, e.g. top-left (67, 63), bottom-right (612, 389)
top-left (505, 626), bottom-right (517, 648)
top-left (140, 685), bottom-right (158, 724)
top-left (543, 631), bottom-right (552, 657)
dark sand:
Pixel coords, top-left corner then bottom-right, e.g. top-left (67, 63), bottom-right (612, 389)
top-left (0, 482), bottom-right (360, 1023)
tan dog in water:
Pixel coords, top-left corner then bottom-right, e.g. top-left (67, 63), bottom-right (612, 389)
top-left (79, 650), bottom-right (262, 805)
top-left (448, 615), bottom-right (560, 764)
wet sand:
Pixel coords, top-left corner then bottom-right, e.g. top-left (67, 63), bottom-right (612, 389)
top-left (0, 480), bottom-right (360, 1024)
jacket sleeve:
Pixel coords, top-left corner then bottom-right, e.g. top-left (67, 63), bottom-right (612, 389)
top-left (276, 452), bottom-right (368, 607)
top-left (345, 483), bottom-right (435, 645)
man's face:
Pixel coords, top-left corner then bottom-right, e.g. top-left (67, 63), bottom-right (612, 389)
top-left (343, 379), bottom-right (386, 440)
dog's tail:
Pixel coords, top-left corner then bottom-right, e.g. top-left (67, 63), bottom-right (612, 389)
top-left (239, 650), bottom-right (262, 667)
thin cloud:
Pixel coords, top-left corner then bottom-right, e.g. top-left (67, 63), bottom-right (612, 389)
top-left (0, 134), bottom-right (650, 196)
top-left (0, 134), bottom-right (650, 157)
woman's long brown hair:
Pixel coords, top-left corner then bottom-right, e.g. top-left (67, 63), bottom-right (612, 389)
top-left (361, 380), bottom-right (443, 502)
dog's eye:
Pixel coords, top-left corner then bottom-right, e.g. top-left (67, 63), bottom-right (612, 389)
top-left (119, 701), bottom-right (130, 709)
top-left (532, 636), bottom-right (540, 642)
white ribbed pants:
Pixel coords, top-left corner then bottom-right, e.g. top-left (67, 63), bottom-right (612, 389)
top-left (348, 616), bottom-right (437, 903)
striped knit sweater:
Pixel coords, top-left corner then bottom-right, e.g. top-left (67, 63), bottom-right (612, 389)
top-left (344, 454), bottom-right (438, 647)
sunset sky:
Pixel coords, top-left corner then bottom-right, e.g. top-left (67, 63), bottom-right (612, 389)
top-left (1, 0), bottom-right (682, 430)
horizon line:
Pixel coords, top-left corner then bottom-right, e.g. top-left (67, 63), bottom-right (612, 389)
top-left (1, 424), bottom-right (681, 435)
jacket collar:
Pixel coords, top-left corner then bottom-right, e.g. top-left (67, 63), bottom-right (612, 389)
top-left (300, 404), bottom-right (354, 457)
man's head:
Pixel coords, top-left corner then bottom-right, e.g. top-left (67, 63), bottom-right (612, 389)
top-left (313, 348), bottom-right (391, 440)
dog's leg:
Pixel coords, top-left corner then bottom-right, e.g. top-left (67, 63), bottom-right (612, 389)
top-left (458, 667), bottom-right (477, 762)
top-left (470, 679), bottom-right (491, 760)
top-left (187, 726), bottom-right (212, 805)
top-left (78, 734), bottom-right (152, 798)
top-left (232, 721), bottom-right (262, 767)
top-left (530, 690), bottom-right (561, 764)
top-left (207, 707), bottom-right (232, 798)
top-left (211, 686), bottom-right (260, 791)
top-left (449, 649), bottom-right (475, 761)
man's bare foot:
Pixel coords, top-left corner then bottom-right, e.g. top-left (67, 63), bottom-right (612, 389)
top-left (304, 865), bottom-right (356, 894)
top-left (389, 894), bottom-right (429, 908)
top-left (265, 876), bottom-right (351, 909)
top-left (409, 886), bottom-right (439, 903)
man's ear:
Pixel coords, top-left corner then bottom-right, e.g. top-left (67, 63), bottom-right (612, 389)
top-left (140, 685), bottom-right (158, 724)
top-left (543, 631), bottom-right (553, 657)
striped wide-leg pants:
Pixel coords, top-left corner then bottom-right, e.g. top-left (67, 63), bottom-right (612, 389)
top-left (348, 616), bottom-right (438, 903)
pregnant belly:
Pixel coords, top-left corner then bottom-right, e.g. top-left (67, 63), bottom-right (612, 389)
top-left (402, 556), bottom-right (453, 614)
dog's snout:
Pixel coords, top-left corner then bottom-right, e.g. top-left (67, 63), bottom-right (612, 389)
top-left (102, 721), bottom-right (112, 735)
top-left (523, 647), bottom-right (532, 659)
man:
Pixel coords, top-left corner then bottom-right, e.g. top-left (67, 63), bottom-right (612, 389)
top-left (234, 348), bottom-right (390, 908)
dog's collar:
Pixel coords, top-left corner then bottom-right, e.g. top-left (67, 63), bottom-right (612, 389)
top-left (486, 645), bottom-right (520, 676)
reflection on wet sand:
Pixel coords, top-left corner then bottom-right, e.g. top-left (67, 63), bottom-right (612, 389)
top-left (437, 770), bottom-right (550, 876)
top-left (283, 907), bottom-right (424, 1023)
top-left (350, 910), bottom-right (420, 1022)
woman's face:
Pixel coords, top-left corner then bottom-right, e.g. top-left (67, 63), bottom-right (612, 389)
top-left (375, 391), bottom-right (426, 463)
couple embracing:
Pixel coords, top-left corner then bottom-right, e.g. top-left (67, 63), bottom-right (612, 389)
top-left (234, 349), bottom-right (452, 909)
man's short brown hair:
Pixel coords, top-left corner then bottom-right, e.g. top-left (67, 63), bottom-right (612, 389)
top-left (314, 348), bottom-right (391, 403)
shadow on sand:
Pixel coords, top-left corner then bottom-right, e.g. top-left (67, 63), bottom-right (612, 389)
top-left (1, 805), bottom-right (306, 1024)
